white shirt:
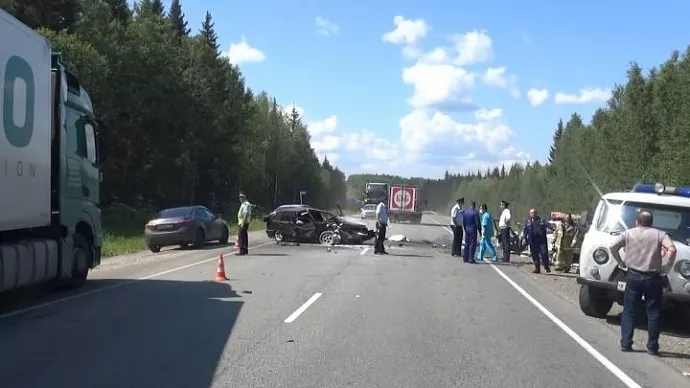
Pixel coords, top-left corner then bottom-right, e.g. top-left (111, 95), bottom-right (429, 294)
top-left (451, 204), bottom-right (464, 226)
top-left (376, 202), bottom-right (389, 224)
top-left (499, 208), bottom-right (512, 229)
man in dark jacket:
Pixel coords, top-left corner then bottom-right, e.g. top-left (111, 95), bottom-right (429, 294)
top-left (522, 208), bottom-right (551, 273)
top-left (462, 201), bottom-right (481, 263)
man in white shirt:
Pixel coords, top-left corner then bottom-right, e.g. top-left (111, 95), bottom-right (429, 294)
top-left (498, 200), bottom-right (512, 262)
top-left (375, 199), bottom-right (389, 254)
top-left (450, 197), bottom-right (465, 257)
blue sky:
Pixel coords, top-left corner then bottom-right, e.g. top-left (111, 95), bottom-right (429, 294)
top-left (161, 0), bottom-right (690, 178)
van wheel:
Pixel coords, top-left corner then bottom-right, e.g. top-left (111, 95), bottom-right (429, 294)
top-left (579, 284), bottom-right (613, 318)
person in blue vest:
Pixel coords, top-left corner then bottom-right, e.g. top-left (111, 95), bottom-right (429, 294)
top-left (477, 203), bottom-right (499, 262)
top-left (462, 201), bottom-right (481, 263)
top-left (522, 208), bottom-right (551, 273)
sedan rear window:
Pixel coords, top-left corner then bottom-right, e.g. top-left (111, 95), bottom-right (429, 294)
top-left (157, 208), bottom-right (192, 218)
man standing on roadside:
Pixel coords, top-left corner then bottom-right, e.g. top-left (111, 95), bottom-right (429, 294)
top-left (522, 208), bottom-right (550, 273)
top-left (609, 210), bottom-right (676, 356)
top-left (450, 197), bottom-right (465, 257)
top-left (498, 200), bottom-right (512, 262)
top-left (237, 193), bottom-right (251, 255)
top-left (462, 201), bottom-right (481, 263)
top-left (375, 197), bottom-right (389, 255)
top-left (477, 204), bottom-right (499, 262)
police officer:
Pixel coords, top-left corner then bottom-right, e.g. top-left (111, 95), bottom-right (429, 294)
top-left (498, 200), bottom-right (512, 262)
top-left (522, 208), bottom-right (550, 273)
top-left (553, 213), bottom-right (579, 272)
top-left (462, 201), bottom-right (480, 263)
top-left (609, 210), bottom-right (676, 356)
top-left (450, 197), bottom-right (465, 257)
top-left (477, 204), bottom-right (498, 262)
top-left (375, 197), bottom-right (389, 254)
top-left (237, 193), bottom-right (251, 255)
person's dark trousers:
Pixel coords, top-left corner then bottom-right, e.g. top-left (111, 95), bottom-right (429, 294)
top-left (463, 228), bottom-right (477, 263)
top-left (500, 227), bottom-right (511, 262)
top-left (621, 269), bottom-right (663, 353)
top-left (375, 223), bottom-right (387, 254)
top-left (451, 226), bottom-right (463, 256)
top-left (529, 243), bottom-right (549, 272)
top-left (239, 223), bottom-right (249, 254)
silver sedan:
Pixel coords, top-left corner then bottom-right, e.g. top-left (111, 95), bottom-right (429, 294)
top-left (144, 206), bottom-right (230, 252)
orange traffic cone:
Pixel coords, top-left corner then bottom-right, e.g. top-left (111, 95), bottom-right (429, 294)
top-left (215, 254), bottom-right (228, 281)
top-left (233, 232), bottom-right (240, 250)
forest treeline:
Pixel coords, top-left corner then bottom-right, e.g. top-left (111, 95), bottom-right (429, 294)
top-left (2, 0), bottom-right (347, 216)
top-left (349, 44), bottom-right (690, 222)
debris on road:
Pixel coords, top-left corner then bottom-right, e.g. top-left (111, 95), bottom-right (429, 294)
top-left (388, 234), bottom-right (408, 242)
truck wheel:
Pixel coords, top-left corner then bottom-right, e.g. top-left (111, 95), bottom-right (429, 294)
top-left (219, 227), bottom-right (229, 245)
top-left (63, 233), bottom-right (92, 289)
top-left (193, 229), bottom-right (205, 248)
top-left (579, 284), bottom-right (613, 318)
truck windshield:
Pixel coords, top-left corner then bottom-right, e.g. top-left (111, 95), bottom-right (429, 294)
top-left (595, 199), bottom-right (690, 242)
top-left (366, 183), bottom-right (387, 192)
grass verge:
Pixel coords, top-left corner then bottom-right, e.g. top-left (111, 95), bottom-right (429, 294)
top-left (102, 203), bottom-right (266, 258)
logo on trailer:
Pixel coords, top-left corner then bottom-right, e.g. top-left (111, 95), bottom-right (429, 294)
top-left (390, 186), bottom-right (415, 211)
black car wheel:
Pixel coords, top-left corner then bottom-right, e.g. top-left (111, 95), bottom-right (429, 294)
top-left (219, 227), bottom-right (229, 244)
top-left (193, 229), bottom-right (205, 248)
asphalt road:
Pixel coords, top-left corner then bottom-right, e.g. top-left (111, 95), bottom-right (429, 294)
top-left (0, 214), bottom-right (688, 388)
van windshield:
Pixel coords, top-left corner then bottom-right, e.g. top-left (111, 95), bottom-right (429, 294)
top-left (595, 199), bottom-right (690, 242)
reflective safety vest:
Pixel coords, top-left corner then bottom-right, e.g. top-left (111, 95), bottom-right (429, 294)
top-left (237, 201), bottom-right (252, 225)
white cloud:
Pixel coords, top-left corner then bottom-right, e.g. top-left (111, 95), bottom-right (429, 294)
top-left (554, 88), bottom-right (611, 104)
top-left (474, 108), bottom-right (502, 121)
top-left (402, 63), bottom-right (476, 109)
top-left (222, 36), bottom-right (266, 65)
top-left (450, 30), bottom-right (493, 66)
top-left (361, 163), bottom-right (376, 171)
top-left (308, 115), bottom-right (338, 136)
top-left (281, 102), bottom-right (305, 118)
top-left (311, 134), bottom-right (340, 152)
top-left (526, 88), bottom-right (549, 106)
top-left (482, 67), bottom-right (520, 98)
top-left (315, 16), bottom-right (340, 37)
top-left (382, 16), bottom-right (428, 46)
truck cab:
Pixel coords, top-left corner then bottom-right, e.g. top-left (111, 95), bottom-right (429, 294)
top-left (0, 8), bottom-right (102, 293)
top-left (364, 182), bottom-right (389, 205)
top-left (577, 183), bottom-right (690, 319)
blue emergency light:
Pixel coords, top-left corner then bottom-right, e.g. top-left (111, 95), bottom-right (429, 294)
top-left (632, 183), bottom-right (690, 198)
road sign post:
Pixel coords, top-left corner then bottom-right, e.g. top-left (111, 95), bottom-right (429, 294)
top-left (300, 190), bottom-right (306, 205)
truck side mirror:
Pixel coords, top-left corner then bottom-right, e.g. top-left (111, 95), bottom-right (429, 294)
top-left (94, 119), bottom-right (107, 166)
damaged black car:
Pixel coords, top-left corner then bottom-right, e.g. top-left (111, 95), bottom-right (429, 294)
top-left (264, 204), bottom-right (376, 244)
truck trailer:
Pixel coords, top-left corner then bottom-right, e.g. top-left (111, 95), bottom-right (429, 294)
top-left (388, 184), bottom-right (423, 224)
top-left (0, 9), bottom-right (102, 293)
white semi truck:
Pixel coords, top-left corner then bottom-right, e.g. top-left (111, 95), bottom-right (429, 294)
top-left (0, 9), bottom-right (102, 293)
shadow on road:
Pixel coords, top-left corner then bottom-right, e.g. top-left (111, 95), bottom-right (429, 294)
top-left (0, 278), bottom-right (243, 388)
top-left (605, 312), bottom-right (690, 342)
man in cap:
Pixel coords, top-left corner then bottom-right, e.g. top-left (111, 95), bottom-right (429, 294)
top-left (237, 193), bottom-right (251, 255)
top-left (462, 201), bottom-right (481, 263)
top-left (450, 197), bottom-right (465, 257)
top-left (522, 208), bottom-right (550, 273)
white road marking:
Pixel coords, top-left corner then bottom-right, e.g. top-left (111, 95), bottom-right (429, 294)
top-left (284, 292), bottom-right (322, 323)
top-left (429, 215), bottom-right (642, 388)
top-left (0, 241), bottom-right (276, 320)
top-left (360, 247), bottom-right (370, 255)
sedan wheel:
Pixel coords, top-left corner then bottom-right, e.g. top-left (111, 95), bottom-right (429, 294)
top-left (274, 231), bottom-right (284, 242)
top-left (319, 231), bottom-right (334, 245)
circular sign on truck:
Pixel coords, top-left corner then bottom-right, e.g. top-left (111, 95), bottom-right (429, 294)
top-left (390, 186), bottom-right (415, 210)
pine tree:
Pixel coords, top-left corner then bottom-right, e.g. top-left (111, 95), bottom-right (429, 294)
top-left (200, 11), bottom-right (220, 54)
top-left (548, 119), bottom-right (564, 165)
top-left (105, 0), bottom-right (130, 24)
top-left (168, 0), bottom-right (189, 37)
